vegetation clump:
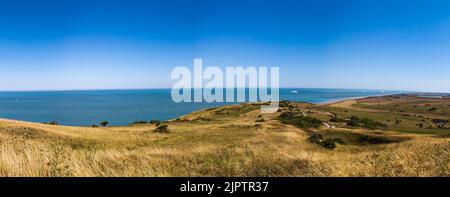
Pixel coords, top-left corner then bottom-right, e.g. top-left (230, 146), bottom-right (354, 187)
top-left (327, 138), bottom-right (346, 145)
top-left (346, 116), bottom-right (386, 130)
top-left (321, 139), bottom-right (337, 150)
top-left (99, 121), bottom-right (109, 127)
top-left (319, 130), bottom-right (408, 146)
top-left (307, 133), bottom-right (338, 150)
top-left (329, 113), bottom-right (346, 123)
top-left (43, 121), bottom-right (58, 125)
top-left (278, 112), bottom-right (322, 129)
top-left (193, 117), bottom-right (212, 122)
top-left (432, 119), bottom-right (449, 124)
top-left (132, 121), bottom-right (148, 124)
top-left (427, 107), bottom-right (437, 112)
top-left (154, 125), bottom-right (169, 133)
top-left (214, 104), bottom-right (259, 117)
top-left (174, 118), bottom-right (189, 122)
top-left (279, 100), bottom-right (292, 108)
top-left (308, 133), bottom-right (323, 144)
top-left (149, 120), bottom-right (161, 126)
top-left (416, 123), bottom-right (423, 128)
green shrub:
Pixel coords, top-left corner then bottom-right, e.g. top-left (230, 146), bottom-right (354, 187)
top-left (428, 107), bottom-right (437, 111)
top-left (154, 125), bottom-right (169, 133)
top-left (278, 112), bottom-right (322, 129)
top-left (43, 121), bottom-right (58, 125)
top-left (174, 118), bottom-right (188, 122)
top-left (321, 139), bottom-right (337, 150)
top-left (346, 116), bottom-right (386, 130)
top-left (99, 121), bottom-right (109, 127)
top-left (432, 119), bottom-right (449, 124)
top-left (330, 116), bottom-right (345, 123)
top-left (133, 121), bottom-right (148, 124)
top-left (416, 123), bottom-right (423, 128)
top-left (307, 134), bottom-right (338, 150)
top-left (193, 117), bottom-right (212, 122)
top-left (328, 138), bottom-right (346, 145)
top-left (279, 100), bottom-right (291, 108)
top-left (308, 133), bottom-right (323, 144)
top-left (150, 120), bottom-right (161, 126)
top-left (347, 116), bottom-right (361, 126)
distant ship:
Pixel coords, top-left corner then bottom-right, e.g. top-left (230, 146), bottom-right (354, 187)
top-left (290, 90), bottom-right (298, 93)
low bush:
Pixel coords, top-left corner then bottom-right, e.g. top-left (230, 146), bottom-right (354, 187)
top-left (44, 121), bottom-right (58, 125)
top-left (346, 116), bottom-right (386, 130)
top-left (154, 125), bottom-right (169, 133)
top-left (330, 116), bottom-right (345, 123)
top-left (99, 121), bottom-right (109, 127)
top-left (150, 120), bottom-right (161, 126)
top-left (328, 137), bottom-right (346, 145)
top-left (307, 133), bottom-right (338, 150)
top-left (133, 121), bottom-right (148, 124)
top-left (428, 107), bottom-right (437, 111)
top-left (308, 133), bottom-right (323, 144)
top-left (321, 139), bottom-right (337, 150)
top-left (330, 117), bottom-right (338, 122)
top-left (432, 119), bottom-right (449, 124)
top-left (278, 112), bottom-right (322, 129)
top-left (279, 100), bottom-right (291, 108)
top-left (174, 118), bottom-right (189, 122)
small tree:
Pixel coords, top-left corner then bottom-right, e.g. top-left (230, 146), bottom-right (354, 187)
top-left (417, 123), bottom-right (423, 128)
top-left (154, 125), bottom-right (169, 133)
top-left (149, 120), bottom-right (161, 126)
top-left (48, 121), bottom-right (58, 125)
top-left (100, 121), bottom-right (109, 127)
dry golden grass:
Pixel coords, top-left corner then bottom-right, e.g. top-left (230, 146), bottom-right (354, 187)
top-left (0, 98), bottom-right (449, 177)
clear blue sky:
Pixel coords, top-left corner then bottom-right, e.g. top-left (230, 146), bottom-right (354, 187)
top-left (1, 0), bottom-right (449, 92)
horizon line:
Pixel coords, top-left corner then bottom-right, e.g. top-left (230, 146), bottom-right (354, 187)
top-left (0, 87), bottom-right (441, 93)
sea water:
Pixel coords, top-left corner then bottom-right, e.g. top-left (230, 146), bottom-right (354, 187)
top-left (0, 88), bottom-right (399, 126)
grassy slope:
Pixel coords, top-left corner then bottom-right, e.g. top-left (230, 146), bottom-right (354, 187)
top-left (0, 95), bottom-right (449, 177)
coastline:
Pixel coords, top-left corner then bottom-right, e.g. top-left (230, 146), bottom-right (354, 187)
top-left (0, 92), bottom-right (403, 126)
top-left (317, 92), bottom-right (401, 105)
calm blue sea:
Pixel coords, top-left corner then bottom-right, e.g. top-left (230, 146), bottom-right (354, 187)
top-left (0, 88), bottom-right (399, 126)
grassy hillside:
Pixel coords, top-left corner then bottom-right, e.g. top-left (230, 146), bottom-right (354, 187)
top-left (0, 94), bottom-right (449, 176)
